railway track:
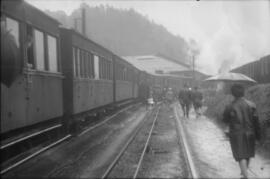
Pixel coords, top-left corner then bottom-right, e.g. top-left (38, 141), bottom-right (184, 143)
top-left (101, 103), bottom-right (199, 178)
top-left (101, 105), bottom-right (160, 178)
top-left (2, 102), bottom-right (199, 178)
top-left (174, 103), bottom-right (198, 179)
top-left (79, 104), bottom-right (137, 137)
top-left (1, 103), bottom-right (137, 176)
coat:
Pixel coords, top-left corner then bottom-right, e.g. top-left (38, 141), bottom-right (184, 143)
top-left (192, 90), bottom-right (203, 108)
top-left (178, 89), bottom-right (192, 105)
top-left (165, 90), bottom-right (174, 101)
top-left (223, 98), bottom-right (261, 161)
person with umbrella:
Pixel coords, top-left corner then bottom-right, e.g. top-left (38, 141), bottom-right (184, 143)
top-left (223, 83), bottom-right (261, 179)
top-left (205, 72), bottom-right (260, 178)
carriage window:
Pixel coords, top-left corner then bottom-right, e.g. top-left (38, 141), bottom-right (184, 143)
top-left (86, 52), bottom-right (89, 78)
top-left (94, 55), bottom-right (99, 79)
top-left (106, 61), bottom-right (108, 79)
top-left (117, 64), bottom-right (123, 80)
top-left (107, 61), bottom-right (110, 80)
top-left (84, 51), bottom-right (88, 78)
top-left (34, 29), bottom-right (45, 70)
top-left (26, 25), bottom-right (34, 68)
top-left (47, 35), bottom-right (58, 72)
top-left (108, 61), bottom-right (112, 80)
top-left (123, 67), bottom-right (127, 81)
top-left (103, 59), bottom-right (106, 79)
top-left (6, 17), bottom-right (20, 47)
top-left (106, 61), bottom-right (109, 80)
top-left (77, 48), bottom-right (80, 77)
top-left (102, 59), bottom-right (105, 79)
top-left (85, 52), bottom-right (89, 78)
top-left (99, 57), bottom-right (103, 79)
top-left (88, 53), bottom-right (94, 78)
top-left (101, 58), bottom-right (111, 80)
top-left (82, 51), bottom-right (86, 78)
top-left (84, 51), bottom-right (87, 78)
top-left (80, 50), bottom-right (84, 77)
top-left (72, 47), bottom-right (77, 77)
top-left (91, 53), bottom-right (95, 78)
top-left (101, 58), bottom-right (105, 79)
top-left (260, 60), bottom-right (264, 76)
top-left (108, 61), bottom-right (111, 80)
top-left (109, 61), bottom-right (113, 80)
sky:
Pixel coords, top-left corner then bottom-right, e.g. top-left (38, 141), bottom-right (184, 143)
top-left (26, 0), bottom-right (270, 75)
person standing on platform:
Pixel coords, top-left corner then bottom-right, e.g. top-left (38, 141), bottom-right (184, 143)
top-left (223, 84), bottom-right (261, 179)
top-left (178, 84), bottom-right (192, 118)
top-left (165, 87), bottom-right (174, 107)
top-left (192, 86), bottom-right (203, 118)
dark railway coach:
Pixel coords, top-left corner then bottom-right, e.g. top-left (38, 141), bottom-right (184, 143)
top-left (114, 55), bottom-right (138, 103)
top-left (1, 0), bottom-right (64, 137)
top-left (231, 55), bottom-right (270, 83)
top-left (60, 27), bottom-right (115, 129)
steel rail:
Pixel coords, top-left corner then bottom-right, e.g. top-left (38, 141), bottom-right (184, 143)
top-left (79, 104), bottom-right (136, 136)
top-left (1, 134), bottom-right (72, 175)
top-left (133, 106), bottom-right (161, 179)
top-left (174, 103), bottom-right (198, 179)
top-left (1, 103), bottom-right (139, 176)
top-left (46, 103), bottom-right (141, 178)
top-left (101, 107), bottom-right (154, 179)
top-left (1, 124), bottom-right (62, 149)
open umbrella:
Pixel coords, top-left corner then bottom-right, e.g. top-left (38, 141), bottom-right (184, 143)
top-left (204, 72), bottom-right (257, 83)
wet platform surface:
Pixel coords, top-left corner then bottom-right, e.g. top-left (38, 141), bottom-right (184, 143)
top-left (178, 103), bottom-right (270, 178)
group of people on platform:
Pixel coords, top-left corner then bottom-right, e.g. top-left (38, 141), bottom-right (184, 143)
top-left (178, 84), bottom-right (203, 118)
top-left (145, 84), bottom-right (203, 119)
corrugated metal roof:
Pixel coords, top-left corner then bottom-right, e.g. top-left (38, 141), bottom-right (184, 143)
top-left (122, 55), bottom-right (191, 76)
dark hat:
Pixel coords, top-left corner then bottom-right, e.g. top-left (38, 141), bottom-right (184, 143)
top-left (231, 84), bottom-right (244, 98)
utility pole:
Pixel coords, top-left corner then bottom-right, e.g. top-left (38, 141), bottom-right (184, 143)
top-left (82, 7), bottom-right (86, 36)
top-left (73, 5), bottom-right (86, 36)
top-left (73, 17), bottom-right (80, 32)
top-left (192, 54), bottom-right (196, 87)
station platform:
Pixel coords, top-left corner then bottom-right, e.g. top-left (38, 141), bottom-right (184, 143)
top-left (177, 104), bottom-right (270, 178)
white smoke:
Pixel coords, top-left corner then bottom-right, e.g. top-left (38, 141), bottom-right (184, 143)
top-left (196, 0), bottom-right (270, 75)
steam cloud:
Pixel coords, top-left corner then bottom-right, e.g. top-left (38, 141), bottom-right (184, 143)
top-left (196, 1), bottom-right (270, 75)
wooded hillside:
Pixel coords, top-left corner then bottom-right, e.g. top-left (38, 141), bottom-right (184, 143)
top-left (45, 4), bottom-right (190, 64)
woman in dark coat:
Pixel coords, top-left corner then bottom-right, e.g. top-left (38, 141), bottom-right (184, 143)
top-left (223, 84), bottom-right (261, 179)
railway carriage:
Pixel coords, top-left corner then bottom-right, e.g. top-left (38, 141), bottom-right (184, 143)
top-left (231, 55), bottom-right (270, 83)
top-left (137, 71), bottom-right (151, 101)
top-left (60, 27), bottom-right (115, 129)
top-left (114, 55), bottom-right (138, 103)
top-left (132, 68), bottom-right (139, 99)
top-left (1, 0), bottom-right (63, 137)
